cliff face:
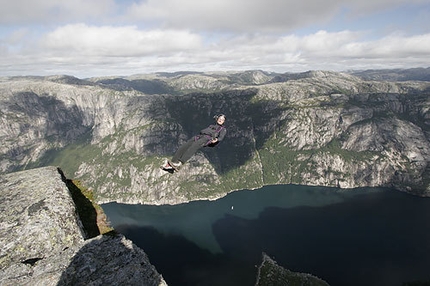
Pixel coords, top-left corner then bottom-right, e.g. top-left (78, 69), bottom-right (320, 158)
top-left (0, 70), bottom-right (429, 205)
top-left (0, 166), bottom-right (167, 286)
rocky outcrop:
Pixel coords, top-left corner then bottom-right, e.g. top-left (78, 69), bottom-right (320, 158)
top-left (0, 70), bottom-right (429, 205)
top-left (255, 253), bottom-right (330, 286)
top-left (0, 166), bottom-right (167, 286)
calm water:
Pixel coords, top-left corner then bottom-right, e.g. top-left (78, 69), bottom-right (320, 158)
top-left (102, 185), bottom-right (430, 286)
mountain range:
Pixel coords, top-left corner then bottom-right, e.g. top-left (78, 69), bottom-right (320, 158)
top-left (1, 68), bottom-right (429, 204)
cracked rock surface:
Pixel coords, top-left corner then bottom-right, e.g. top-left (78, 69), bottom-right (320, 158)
top-left (0, 166), bottom-right (167, 286)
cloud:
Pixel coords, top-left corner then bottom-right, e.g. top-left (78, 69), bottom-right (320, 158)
top-left (0, 0), bottom-right (429, 76)
top-left (40, 24), bottom-right (202, 57)
top-left (2, 24), bottom-right (428, 77)
top-left (124, 0), bottom-right (339, 32)
top-left (1, 0), bottom-right (428, 35)
top-left (0, 0), bottom-right (116, 25)
top-left (123, 0), bottom-right (428, 33)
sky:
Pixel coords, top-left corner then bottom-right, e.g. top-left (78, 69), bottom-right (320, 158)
top-left (1, 0), bottom-right (429, 78)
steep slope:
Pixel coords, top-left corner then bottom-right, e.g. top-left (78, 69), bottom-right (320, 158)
top-left (0, 70), bottom-right (429, 205)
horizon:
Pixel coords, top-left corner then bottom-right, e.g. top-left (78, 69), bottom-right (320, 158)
top-left (2, 66), bottom-right (430, 80)
top-left (1, 0), bottom-right (429, 78)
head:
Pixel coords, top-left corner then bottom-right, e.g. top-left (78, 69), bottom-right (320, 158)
top-left (214, 114), bottom-right (226, 125)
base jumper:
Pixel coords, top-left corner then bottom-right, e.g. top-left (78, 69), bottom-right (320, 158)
top-left (162, 114), bottom-right (227, 171)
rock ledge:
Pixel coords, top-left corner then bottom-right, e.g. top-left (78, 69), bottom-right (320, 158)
top-left (0, 166), bottom-right (167, 286)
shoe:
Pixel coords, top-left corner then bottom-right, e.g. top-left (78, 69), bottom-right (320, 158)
top-left (171, 161), bottom-right (182, 168)
top-left (168, 161), bottom-right (182, 171)
top-left (161, 160), bottom-right (174, 170)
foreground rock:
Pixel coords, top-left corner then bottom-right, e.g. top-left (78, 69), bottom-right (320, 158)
top-left (0, 166), bottom-right (167, 286)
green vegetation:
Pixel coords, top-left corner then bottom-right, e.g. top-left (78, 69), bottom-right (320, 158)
top-left (27, 133), bottom-right (100, 177)
top-left (61, 172), bottom-right (113, 237)
top-left (322, 138), bottom-right (377, 162)
top-left (221, 161), bottom-right (264, 190)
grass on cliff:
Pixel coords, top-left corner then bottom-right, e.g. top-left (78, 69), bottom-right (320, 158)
top-left (62, 174), bottom-right (113, 238)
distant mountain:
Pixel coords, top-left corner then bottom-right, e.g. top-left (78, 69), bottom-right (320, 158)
top-left (1, 69), bottom-right (429, 205)
top-left (348, 67), bottom-right (430, 82)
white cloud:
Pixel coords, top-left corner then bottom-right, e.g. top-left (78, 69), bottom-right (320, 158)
top-left (7, 28), bottom-right (425, 76)
top-left (40, 24), bottom-right (202, 57)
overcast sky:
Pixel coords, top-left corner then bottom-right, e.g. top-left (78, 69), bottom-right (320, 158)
top-left (1, 0), bottom-right (429, 78)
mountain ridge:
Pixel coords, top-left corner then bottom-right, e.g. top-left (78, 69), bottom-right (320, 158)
top-left (1, 69), bottom-right (429, 205)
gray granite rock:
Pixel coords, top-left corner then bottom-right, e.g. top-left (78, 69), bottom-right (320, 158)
top-left (0, 166), bottom-right (167, 286)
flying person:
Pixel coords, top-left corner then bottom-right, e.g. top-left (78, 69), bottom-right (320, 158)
top-left (162, 114), bottom-right (227, 171)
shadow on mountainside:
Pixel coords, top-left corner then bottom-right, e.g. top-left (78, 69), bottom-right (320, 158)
top-left (95, 78), bottom-right (176, 94)
top-left (9, 92), bottom-right (90, 143)
top-left (3, 82), bottom-right (285, 181)
top-left (163, 88), bottom-right (286, 174)
top-left (6, 91), bottom-right (91, 174)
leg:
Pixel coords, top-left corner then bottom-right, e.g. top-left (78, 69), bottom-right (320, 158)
top-left (172, 137), bottom-right (206, 164)
top-left (171, 138), bottom-right (194, 163)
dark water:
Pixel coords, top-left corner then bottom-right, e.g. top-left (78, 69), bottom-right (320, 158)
top-left (102, 185), bottom-right (430, 286)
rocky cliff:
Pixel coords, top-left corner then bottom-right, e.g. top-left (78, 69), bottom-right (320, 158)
top-left (255, 253), bottom-right (329, 286)
top-left (0, 70), bottom-right (429, 205)
top-left (0, 166), bottom-right (167, 286)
